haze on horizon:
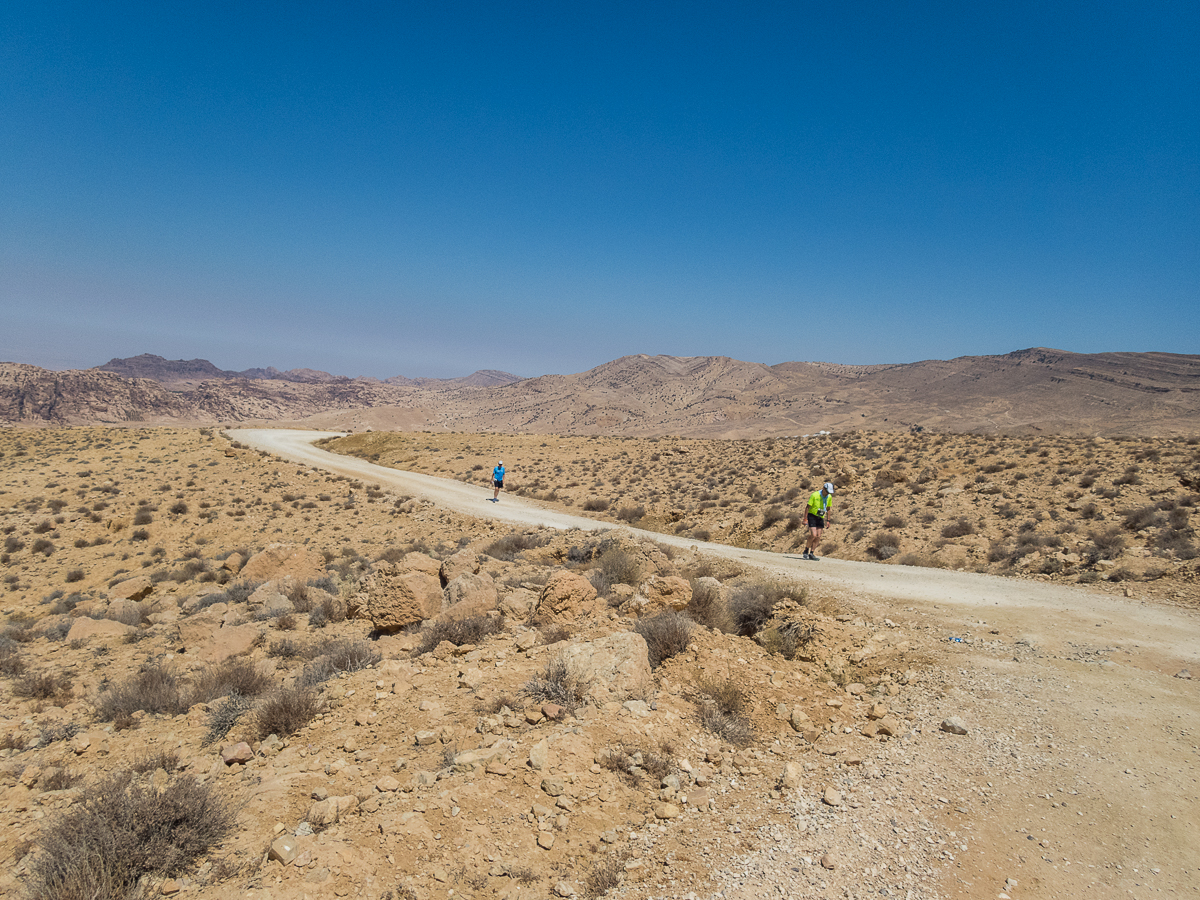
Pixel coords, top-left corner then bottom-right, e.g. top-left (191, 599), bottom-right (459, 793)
top-left (2, 3), bottom-right (1196, 380)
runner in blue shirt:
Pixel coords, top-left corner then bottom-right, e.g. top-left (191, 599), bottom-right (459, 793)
top-left (491, 461), bottom-right (505, 502)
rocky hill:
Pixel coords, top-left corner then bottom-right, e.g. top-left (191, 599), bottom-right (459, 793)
top-left (3, 348), bottom-right (1198, 434)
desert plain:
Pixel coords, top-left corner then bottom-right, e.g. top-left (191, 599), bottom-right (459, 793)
top-left (0, 424), bottom-right (1196, 900)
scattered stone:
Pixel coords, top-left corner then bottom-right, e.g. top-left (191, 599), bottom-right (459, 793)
top-left (822, 787), bottom-right (842, 806)
top-left (941, 717), bottom-right (969, 735)
top-left (221, 742), bottom-right (253, 765)
top-left (537, 832), bottom-right (555, 850)
top-left (780, 761), bottom-right (803, 790)
top-left (820, 851), bottom-right (838, 870)
top-left (269, 835), bottom-right (300, 865)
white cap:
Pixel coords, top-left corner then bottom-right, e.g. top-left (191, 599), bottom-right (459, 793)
top-left (823, 482), bottom-right (835, 494)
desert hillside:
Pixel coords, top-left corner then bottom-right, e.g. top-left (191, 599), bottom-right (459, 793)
top-left (3, 347), bottom-right (1198, 435)
top-left (0, 426), bottom-right (1196, 900)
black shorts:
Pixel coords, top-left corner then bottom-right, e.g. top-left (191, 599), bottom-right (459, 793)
top-left (807, 513), bottom-right (825, 529)
top-left (493, 479), bottom-right (504, 488)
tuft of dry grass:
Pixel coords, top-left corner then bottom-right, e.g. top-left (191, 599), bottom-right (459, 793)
top-left (633, 610), bottom-right (694, 668)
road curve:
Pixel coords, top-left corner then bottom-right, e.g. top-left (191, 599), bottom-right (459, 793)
top-left (229, 428), bottom-right (1198, 661)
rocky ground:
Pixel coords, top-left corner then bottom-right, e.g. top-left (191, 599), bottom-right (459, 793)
top-left (0, 427), bottom-right (1196, 900)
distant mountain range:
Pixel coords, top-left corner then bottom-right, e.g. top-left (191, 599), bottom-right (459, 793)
top-left (1, 348), bottom-right (1197, 436)
top-left (96, 353), bottom-right (521, 388)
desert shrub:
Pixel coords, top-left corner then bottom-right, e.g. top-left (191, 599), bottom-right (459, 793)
top-left (32, 538), bottom-right (55, 555)
top-left (42, 618), bottom-right (72, 642)
top-left (4, 535), bottom-right (24, 553)
top-left (1087, 526), bottom-right (1127, 561)
top-left (194, 580), bottom-right (261, 610)
top-left (130, 529), bottom-right (149, 542)
top-left (941, 518), bottom-right (975, 538)
top-left (190, 658), bottom-right (272, 704)
top-left (131, 750), bottom-right (181, 775)
top-left (757, 619), bottom-right (816, 659)
top-left (26, 769), bottom-right (234, 900)
top-left (539, 623), bottom-right (571, 645)
top-left (591, 548), bottom-right (643, 590)
top-left (204, 694), bottom-right (254, 746)
top-left (634, 611), bottom-right (693, 669)
top-left (521, 656), bottom-right (591, 714)
top-left (39, 768), bottom-right (82, 791)
top-left (416, 616), bottom-right (504, 654)
top-left (267, 637), bottom-right (304, 659)
top-left (615, 505), bottom-right (645, 523)
top-left (65, 568), bottom-right (85, 583)
top-left (105, 603), bottom-right (147, 627)
top-left (33, 519), bottom-right (55, 534)
top-left (252, 685), bottom-right (324, 739)
top-left (318, 636), bottom-right (382, 672)
top-left (685, 578), bottom-right (732, 632)
top-left (132, 509), bottom-right (153, 526)
top-left (584, 852), bottom-right (629, 900)
top-left (1121, 505), bottom-right (1164, 531)
top-left (14, 671), bottom-right (73, 702)
top-left (896, 553), bottom-right (938, 568)
top-left (727, 577), bottom-right (800, 636)
top-left (0, 640), bottom-right (25, 676)
top-left (581, 497), bottom-right (611, 512)
top-left (760, 506), bottom-right (786, 529)
top-left (484, 531), bottom-right (550, 560)
top-left (96, 665), bottom-right (189, 723)
top-left (1153, 526), bottom-right (1199, 559)
top-left (882, 514), bottom-right (906, 529)
top-left (868, 531), bottom-right (902, 560)
top-left (694, 675), bottom-right (753, 747)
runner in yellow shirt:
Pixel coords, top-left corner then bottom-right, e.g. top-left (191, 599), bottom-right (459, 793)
top-left (803, 482), bottom-right (834, 560)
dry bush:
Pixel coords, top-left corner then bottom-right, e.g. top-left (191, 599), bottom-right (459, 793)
top-left (726, 577), bottom-right (800, 636)
top-left (869, 531), bottom-right (902, 560)
top-left (584, 852), bottom-right (628, 899)
top-left (521, 656), bottom-right (591, 714)
top-left (484, 531), bottom-right (550, 561)
top-left (592, 548), bottom-right (643, 587)
top-left (26, 769), bottom-right (234, 900)
top-left (633, 611), bottom-right (693, 668)
top-left (694, 674), bottom-right (753, 747)
top-left (1087, 526), bottom-right (1127, 561)
top-left (581, 497), bottom-right (611, 512)
top-left (96, 665), bottom-right (189, 723)
top-left (941, 517), bottom-right (975, 538)
top-left (204, 695), bottom-right (254, 746)
top-left (190, 658), bottom-right (272, 704)
top-left (0, 640), bottom-right (25, 676)
top-left (1121, 505), bottom-right (1164, 531)
top-left (685, 578), bottom-right (733, 632)
top-left (13, 671), bottom-right (73, 703)
top-left (760, 506), bottom-right (786, 529)
top-left (318, 636), bottom-right (382, 672)
top-left (416, 616), bottom-right (504, 654)
top-left (757, 620), bottom-right (816, 659)
top-left (599, 741), bottom-right (675, 784)
top-left (131, 750), bottom-right (181, 775)
top-left (252, 685), bottom-right (324, 740)
top-left (267, 637), bottom-right (304, 659)
top-left (882, 514), bottom-right (906, 529)
top-left (538, 623), bottom-right (571, 644)
top-left (615, 504), bottom-right (645, 522)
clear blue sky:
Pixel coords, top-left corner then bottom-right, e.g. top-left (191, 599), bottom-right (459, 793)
top-left (2, 2), bottom-right (1196, 379)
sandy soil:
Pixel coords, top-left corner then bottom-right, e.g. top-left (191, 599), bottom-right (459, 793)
top-left (232, 429), bottom-right (1200, 899)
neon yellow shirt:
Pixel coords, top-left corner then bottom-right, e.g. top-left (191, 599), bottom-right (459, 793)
top-left (807, 490), bottom-right (832, 518)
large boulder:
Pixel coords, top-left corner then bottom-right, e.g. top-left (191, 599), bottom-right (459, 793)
top-left (66, 616), bottom-right (136, 644)
top-left (401, 552), bottom-right (442, 578)
top-left (499, 588), bottom-right (538, 620)
top-left (240, 544), bottom-right (326, 584)
top-left (558, 632), bottom-right (651, 705)
top-left (440, 550), bottom-right (479, 585)
top-left (537, 571), bottom-right (599, 623)
top-left (175, 620), bottom-right (262, 663)
top-left (441, 573), bottom-right (498, 620)
top-left (363, 562), bottom-right (444, 632)
top-left (110, 576), bottom-right (154, 602)
top-left (624, 575), bottom-right (692, 618)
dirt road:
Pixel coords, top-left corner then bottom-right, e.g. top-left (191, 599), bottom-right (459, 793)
top-left (231, 429), bottom-right (1200, 898)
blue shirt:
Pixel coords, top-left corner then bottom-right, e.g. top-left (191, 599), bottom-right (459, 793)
top-left (493, 465), bottom-right (505, 481)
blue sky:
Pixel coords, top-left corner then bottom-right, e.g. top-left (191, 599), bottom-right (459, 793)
top-left (2, 2), bottom-right (1196, 379)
